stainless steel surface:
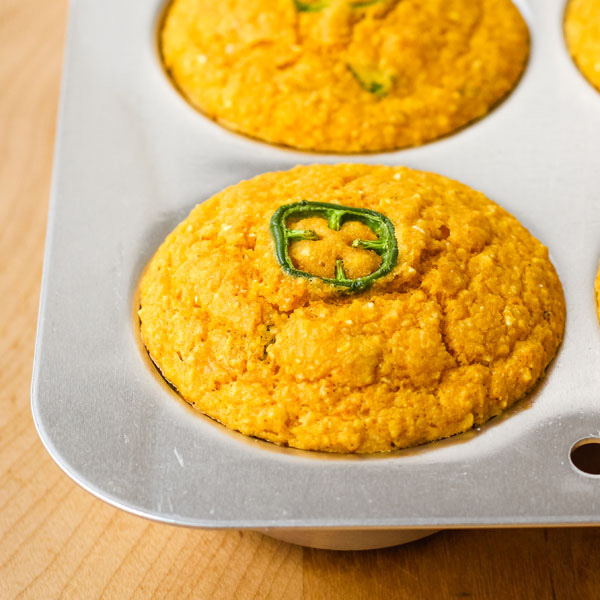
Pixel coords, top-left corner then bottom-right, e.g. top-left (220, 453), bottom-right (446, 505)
top-left (32, 0), bottom-right (600, 548)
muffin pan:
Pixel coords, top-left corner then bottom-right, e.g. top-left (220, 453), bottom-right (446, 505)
top-left (32, 0), bottom-right (600, 550)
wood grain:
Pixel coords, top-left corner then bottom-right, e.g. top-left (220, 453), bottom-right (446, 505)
top-left (1, 0), bottom-right (600, 598)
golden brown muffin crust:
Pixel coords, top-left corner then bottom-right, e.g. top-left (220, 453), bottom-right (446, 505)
top-left (565, 0), bottom-right (600, 92)
top-left (139, 165), bottom-right (565, 453)
top-left (160, 0), bottom-right (530, 152)
top-left (595, 261), bottom-right (600, 322)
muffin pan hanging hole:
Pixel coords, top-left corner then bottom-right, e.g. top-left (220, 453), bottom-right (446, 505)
top-left (570, 438), bottom-right (600, 476)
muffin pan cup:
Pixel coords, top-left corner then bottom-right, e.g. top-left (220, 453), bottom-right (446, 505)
top-left (32, 0), bottom-right (600, 550)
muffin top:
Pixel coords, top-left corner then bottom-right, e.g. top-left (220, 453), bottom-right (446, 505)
top-left (565, 0), bottom-right (600, 92)
top-left (139, 165), bottom-right (565, 453)
top-left (160, 0), bottom-right (530, 152)
top-left (595, 262), bottom-right (600, 322)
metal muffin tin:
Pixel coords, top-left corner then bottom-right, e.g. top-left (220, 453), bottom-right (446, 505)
top-left (32, 0), bottom-right (600, 550)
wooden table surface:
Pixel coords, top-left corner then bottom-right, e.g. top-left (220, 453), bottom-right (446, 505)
top-left (2, 0), bottom-right (600, 598)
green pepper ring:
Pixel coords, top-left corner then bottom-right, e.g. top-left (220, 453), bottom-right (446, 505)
top-left (293, 0), bottom-right (384, 12)
top-left (270, 200), bottom-right (399, 292)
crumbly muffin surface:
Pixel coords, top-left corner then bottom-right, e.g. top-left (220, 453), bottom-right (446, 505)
top-left (160, 0), bottom-right (530, 152)
top-left (139, 165), bottom-right (565, 453)
top-left (595, 263), bottom-right (600, 322)
top-left (565, 0), bottom-right (600, 92)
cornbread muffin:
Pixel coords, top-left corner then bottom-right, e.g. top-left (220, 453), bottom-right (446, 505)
top-left (565, 0), bottom-right (600, 92)
top-left (596, 264), bottom-right (600, 321)
top-left (139, 165), bottom-right (565, 453)
top-left (160, 0), bottom-right (530, 152)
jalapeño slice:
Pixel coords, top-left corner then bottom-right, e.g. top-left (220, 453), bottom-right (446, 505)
top-left (293, 0), bottom-right (388, 13)
top-left (270, 200), bottom-right (398, 292)
top-left (293, 0), bottom-right (330, 11)
top-left (348, 64), bottom-right (396, 98)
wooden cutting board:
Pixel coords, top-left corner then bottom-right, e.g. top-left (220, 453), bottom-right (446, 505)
top-left (1, 0), bottom-right (600, 597)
